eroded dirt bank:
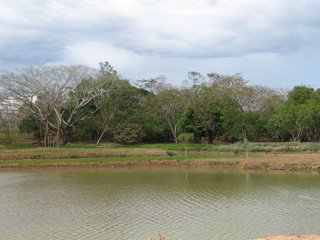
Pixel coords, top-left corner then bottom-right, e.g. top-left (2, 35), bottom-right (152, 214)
top-left (257, 235), bottom-right (320, 240)
top-left (1, 152), bottom-right (320, 171)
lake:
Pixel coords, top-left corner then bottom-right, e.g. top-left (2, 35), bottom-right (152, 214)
top-left (0, 168), bottom-right (319, 240)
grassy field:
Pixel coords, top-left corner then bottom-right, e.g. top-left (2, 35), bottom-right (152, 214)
top-left (3, 141), bottom-right (320, 151)
top-left (1, 142), bottom-right (320, 171)
top-left (128, 142), bottom-right (320, 152)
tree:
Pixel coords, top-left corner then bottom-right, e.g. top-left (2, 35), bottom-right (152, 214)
top-left (179, 107), bottom-right (203, 142)
top-left (154, 88), bottom-right (188, 143)
top-left (188, 81), bottom-right (228, 143)
top-left (0, 63), bottom-right (114, 145)
top-left (270, 86), bottom-right (320, 142)
top-left (134, 75), bottom-right (171, 94)
top-left (0, 101), bottom-right (19, 144)
top-left (113, 123), bottom-right (145, 145)
top-left (288, 86), bottom-right (314, 105)
top-left (96, 79), bottom-right (149, 144)
top-left (299, 100), bottom-right (320, 141)
top-left (270, 101), bottom-right (303, 142)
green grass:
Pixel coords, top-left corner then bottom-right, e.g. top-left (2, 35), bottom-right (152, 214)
top-left (113, 142), bottom-right (320, 153)
top-left (114, 143), bottom-right (243, 152)
top-left (208, 160), bottom-right (240, 166)
top-left (2, 142), bottom-right (319, 154)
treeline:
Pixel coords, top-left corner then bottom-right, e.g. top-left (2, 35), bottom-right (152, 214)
top-left (0, 62), bottom-right (319, 145)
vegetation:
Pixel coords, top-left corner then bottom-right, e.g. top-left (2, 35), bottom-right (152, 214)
top-left (1, 62), bottom-right (320, 147)
top-left (178, 133), bottom-right (194, 156)
top-left (1, 143), bottom-right (320, 172)
top-left (113, 123), bottom-right (145, 144)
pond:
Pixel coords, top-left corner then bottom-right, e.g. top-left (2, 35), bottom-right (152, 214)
top-left (0, 168), bottom-right (320, 240)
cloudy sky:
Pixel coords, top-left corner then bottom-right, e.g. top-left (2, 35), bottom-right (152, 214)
top-left (1, 0), bottom-right (320, 87)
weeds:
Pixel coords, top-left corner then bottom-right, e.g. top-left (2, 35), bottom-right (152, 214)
top-left (166, 151), bottom-right (177, 156)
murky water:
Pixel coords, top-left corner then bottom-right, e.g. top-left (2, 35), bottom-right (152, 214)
top-left (0, 168), bottom-right (320, 240)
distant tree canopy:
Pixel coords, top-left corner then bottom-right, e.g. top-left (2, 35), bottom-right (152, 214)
top-left (1, 62), bottom-right (319, 146)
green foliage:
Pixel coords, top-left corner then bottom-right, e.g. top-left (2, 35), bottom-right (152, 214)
top-left (4, 62), bottom-right (320, 146)
top-left (270, 101), bottom-right (302, 141)
top-left (288, 86), bottom-right (314, 105)
top-left (177, 133), bottom-right (194, 156)
top-left (113, 123), bottom-right (146, 145)
top-left (166, 150), bottom-right (178, 156)
top-left (179, 108), bottom-right (203, 141)
top-left (19, 116), bottom-right (42, 140)
top-left (177, 133), bottom-right (194, 144)
top-left (270, 86), bottom-right (320, 142)
top-left (73, 116), bottom-right (101, 141)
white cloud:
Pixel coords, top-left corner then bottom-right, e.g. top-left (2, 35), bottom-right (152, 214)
top-left (1, 0), bottom-right (320, 87)
top-left (2, 0), bottom-right (320, 57)
top-left (61, 41), bottom-right (144, 72)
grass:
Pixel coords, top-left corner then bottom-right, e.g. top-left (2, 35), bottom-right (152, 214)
top-left (1, 142), bottom-right (320, 171)
top-left (208, 160), bottom-right (240, 166)
top-left (0, 153), bottom-right (243, 166)
top-left (3, 131), bottom-right (320, 152)
top-left (113, 142), bottom-right (320, 153)
top-left (2, 142), bottom-right (320, 162)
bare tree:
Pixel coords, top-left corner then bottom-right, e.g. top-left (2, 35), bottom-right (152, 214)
top-left (134, 75), bottom-right (172, 94)
top-left (0, 63), bottom-right (114, 145)
top-left (155, 88), bottom-right (188, 143)
top-left (0, 100), bottom-right (19, 144)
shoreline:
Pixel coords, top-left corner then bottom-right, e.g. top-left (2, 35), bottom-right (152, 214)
top-left (257, 235), bottom-right (320, 240)
top-left (1, 152), bottom-right (320, 171)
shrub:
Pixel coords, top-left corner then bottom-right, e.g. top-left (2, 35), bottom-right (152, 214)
top-left (178, 133), bottom-right (194, 156)
top-left (166, 150), bottom-right (177, 156)
top-left (178, 133), bottom-right (194, 144)
top-left (113, 123), bottom-right (145, 145)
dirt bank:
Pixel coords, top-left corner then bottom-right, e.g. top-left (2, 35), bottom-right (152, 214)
top-left (257, 235), bottom-right (320, 240)
top-left (1, 152), bottom-right (320, 171)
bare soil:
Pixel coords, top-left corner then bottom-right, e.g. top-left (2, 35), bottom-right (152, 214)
top-left (0, 148), bottom-right (166, 160)
top-left (257, 235), bottom-right (320, 240)
top-left (1, 152), bottom-right (320, 171)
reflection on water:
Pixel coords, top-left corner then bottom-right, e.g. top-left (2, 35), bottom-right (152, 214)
top-left (0, 168), bottom-right (320, 240)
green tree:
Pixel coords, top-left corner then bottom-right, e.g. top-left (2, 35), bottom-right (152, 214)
top-left (113, 123), bottom-right (145, 145)
top-left (288, 86), bottom-right (314, 105)
top-left (154, 88), bottom-right (188, 143)
top-left (270, 101), bottom-right (304, 141)
top-left (298, 100), bottom-right (320, 141)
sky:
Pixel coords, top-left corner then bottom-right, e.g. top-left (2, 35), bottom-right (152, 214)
top-left (1, 0), bottom-right (320, 88)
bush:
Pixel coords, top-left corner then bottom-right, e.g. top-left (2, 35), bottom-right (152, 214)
top-left (178, 133), bottom-right (194, 144)
top-left (166, 150), bottom-right (177, 156)
top-left (113, 123), bottom-right (145, 145)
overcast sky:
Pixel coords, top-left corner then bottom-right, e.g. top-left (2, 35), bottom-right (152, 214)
top-left (1, 0), bottom-right (320, 88)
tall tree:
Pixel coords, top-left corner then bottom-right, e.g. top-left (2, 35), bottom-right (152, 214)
top-left (0, 63), bottom-right (114, 145)
top-left (154, 88), bottom-right (188, 143)
top-left (0, 101), bottom-right (19, 144)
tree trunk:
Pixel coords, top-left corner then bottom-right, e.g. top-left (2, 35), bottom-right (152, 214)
top-left (60, 126), bottom-right (73, 145)
top-left (56, 120), bottom-right (61, 146)
top-left (96, 124), bottom-right (109, 145)
top-left (173, 125), bottom-right (178, 144)
top-left (44, 121), bottom-right (48, 148)
top-left (168, 122), bottom-right (178, 144)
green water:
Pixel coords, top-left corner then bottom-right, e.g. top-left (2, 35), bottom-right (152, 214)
top-left (0, 168), bottom-right (319, 240)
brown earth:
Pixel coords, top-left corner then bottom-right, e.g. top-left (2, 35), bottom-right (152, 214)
top-left (257, 235), bottom-right (320, 240)
top-left (1, 152), bottom-right (320, 171)
top-left (0, 148), bottom-right (166, 160)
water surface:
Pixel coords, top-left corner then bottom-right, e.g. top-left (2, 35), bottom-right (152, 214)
top-left (1, 168), bottom-right (320, 240)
